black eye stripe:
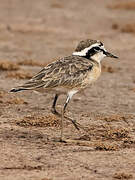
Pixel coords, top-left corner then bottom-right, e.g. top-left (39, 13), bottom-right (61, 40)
top-left (101, 49), bottom-right (106, 54)
top-left (94, 47), bottom-right (100, 51)
top-left (94, 47), bottom-right (106, 54)
top-left (82, 45), bottom-right (106, 59)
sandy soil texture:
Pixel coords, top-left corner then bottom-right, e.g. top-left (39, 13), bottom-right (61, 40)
top-left (0, 0), bottom-right (135, 179)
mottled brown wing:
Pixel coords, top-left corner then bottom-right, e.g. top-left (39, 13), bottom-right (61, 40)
top-left (17, 56), bottom-right (93, 90)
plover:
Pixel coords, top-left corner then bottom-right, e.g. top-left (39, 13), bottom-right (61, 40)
top-left (10, 39), bottom-right (118, 141)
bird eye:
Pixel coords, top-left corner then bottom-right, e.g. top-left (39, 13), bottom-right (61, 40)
top-left (100, 42), bottom-right (103, 46)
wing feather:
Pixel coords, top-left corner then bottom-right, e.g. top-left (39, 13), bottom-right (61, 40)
top-left (13, 56), bottom-right (93, 91)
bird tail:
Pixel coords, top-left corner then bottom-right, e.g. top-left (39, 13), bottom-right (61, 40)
top-left (10, 87), bottom-right (28, 92)
top-left (10, 81), bottom-right (35, 93)
top-left (10, 79), bottom-right (45, 93)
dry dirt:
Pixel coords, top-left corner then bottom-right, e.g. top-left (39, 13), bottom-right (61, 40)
top-left (0, 0), bottom-right (135, 180)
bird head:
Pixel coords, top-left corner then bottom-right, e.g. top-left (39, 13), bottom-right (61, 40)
top-left (73, 39), bottom-right (118, 62)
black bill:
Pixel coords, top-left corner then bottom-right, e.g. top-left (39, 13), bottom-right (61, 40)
top-left (105, 51), bottom-right (118, 58)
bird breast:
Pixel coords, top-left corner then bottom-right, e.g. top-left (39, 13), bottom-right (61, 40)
top-left (82, 65), bottom-right (101, 87)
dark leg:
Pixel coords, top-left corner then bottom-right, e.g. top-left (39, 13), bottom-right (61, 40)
top-left (51, 93), bottom-right (80, 136)
top-left (51, 94), bottom-right (59, 114)
top-left (60, 95), bottom-right (70, 141)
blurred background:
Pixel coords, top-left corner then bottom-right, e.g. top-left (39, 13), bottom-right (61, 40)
top-left (0, 0), bottom-right (134, 61)
top-left (0, 0), bottom-right (134, 112)
top-left (0, 1), bottom-right (135, 180)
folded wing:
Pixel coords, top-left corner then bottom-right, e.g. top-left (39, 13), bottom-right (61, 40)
top-left (10, 56), bottom-right (93, 92)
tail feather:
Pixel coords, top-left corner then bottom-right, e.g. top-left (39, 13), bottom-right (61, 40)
top-left (10, 77), bottom-right (46, 93)
top-left (10, 81), bottom-right (45, 93)
top-left (10, 88), bottom-right (28, 92)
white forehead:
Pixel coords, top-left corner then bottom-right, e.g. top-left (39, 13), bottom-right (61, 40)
top-left (73, 43), bottom-right (106, 56)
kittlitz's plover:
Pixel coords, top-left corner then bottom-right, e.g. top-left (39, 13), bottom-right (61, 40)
top-left (10, 39), bottom-right (118, 142)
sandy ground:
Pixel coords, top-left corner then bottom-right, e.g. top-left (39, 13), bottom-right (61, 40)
top-left (0, 0), bottom-right (135, 179)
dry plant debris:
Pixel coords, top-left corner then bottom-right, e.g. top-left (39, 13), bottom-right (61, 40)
top-left (51, 3), bottom-right (63, 8)
top-left (41, 178), bottom-right (53, 180)
top-left (6, 70), bottom-right (33, 79)
top-left (16, 114), bottom-right (60, 127)
top-left (95, 142), bottom-right (118, 151)
top-left (0, 90), bottom-right (28, 105)
top-left (3, 165), bottom-right (43, 171)
top-left (77, 134), bottom-right (91, 141)
top-left (130, 88), bottom-right (135, 92)
top-left (0, 90), bottom-right (6, 98)
top-left (112, 23), bottom-right (135, 34)
top-left (112, 23), bottom-right (119, 30)
top-left (6, 97), bottom-right (28, 105)
top-left (102, 126), bottom-right (129, 140)
top-left (122, 138), bottom-right (135, 149)
top-left (113, 172), bottom-right (133, 179)
top-left (121, 24), bottom-right (135, 34)
top-left (7, 23), bottom-right (49, 34)
top-left (96, 114), bottom-right (134, 123)
top-left (108, 2), bottom-right (135, 10)
top-left (18, 59), bottom-right (48, 67)
top-left (0, 61), bottom-right (19, 71)
top-left (102, 64), bottom-right (120, 73)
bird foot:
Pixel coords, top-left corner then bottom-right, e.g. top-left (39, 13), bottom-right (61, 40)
top-left (53, 137), bottom-right (67, 143)
top-left (51, 108), bottom-right (59, 115)
top-left (51, 107), bottom-right (80, 131)
top-left (59, 138), bottom-right (67, 143)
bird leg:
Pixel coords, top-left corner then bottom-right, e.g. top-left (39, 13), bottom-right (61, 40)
top-left (51, 94), bottom-right (80, 131)
top-left (60, 96), bottom-right (91, 143)
top-left (51, 94), bottom-right (59, 115)
top-left (60, 96), bottom-right (70, 142)
top-left (51, 94), bottom-right (91, 143)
